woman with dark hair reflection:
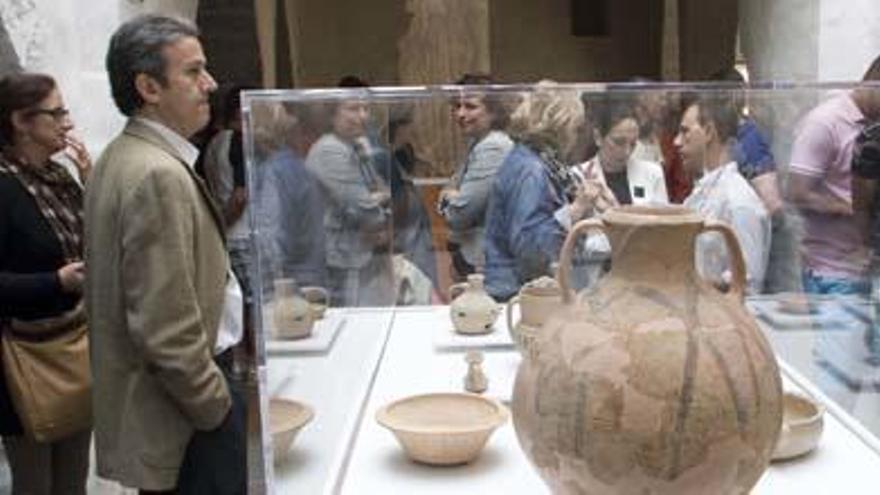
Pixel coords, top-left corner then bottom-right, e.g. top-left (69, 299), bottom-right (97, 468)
top-left (305, 93), bottom-right (394, 307)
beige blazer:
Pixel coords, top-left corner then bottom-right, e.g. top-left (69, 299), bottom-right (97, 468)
top-left (84, 120), bottom-right (232, 490)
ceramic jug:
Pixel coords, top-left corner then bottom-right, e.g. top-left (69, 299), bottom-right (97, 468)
top-left (449, 274), bottom-right (502, 334)
top-left (512, 206), bottom-right (783, 495)
top-left (273, 278), bottom-right (316, 340)
top-left (506, 275), bottom-right (562, 355)
top-left (301, 286), bottom-right (330, 320)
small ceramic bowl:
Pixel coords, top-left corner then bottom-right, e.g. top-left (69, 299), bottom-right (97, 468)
top-left (269, 398), bottom-right (314, 463)
top-left (772, 392), bottom-right (825, 461)
top-left (376, 392), bottom-right (508, 465)
top-left (776, 292), bottom-right (816, 315)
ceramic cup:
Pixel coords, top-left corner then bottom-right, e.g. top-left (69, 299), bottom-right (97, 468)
top-left (273, 278), bottom-right (315, 340)
top-left (301, 286), bottom-right (330, 320)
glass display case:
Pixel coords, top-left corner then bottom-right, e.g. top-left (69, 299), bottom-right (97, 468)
top-left (242, 81), bottom-right (880, 494)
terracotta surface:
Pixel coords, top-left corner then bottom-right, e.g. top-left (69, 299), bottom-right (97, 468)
top-left (449, 274), bottom-right (502, 334)
top-left (507, 276), bottom-right (563, 355)
top-left (269, 398), bottom-right (314, 464)
top-left (376, 392), bottom-right (508, 465)
top-left (512, 206), bottom-right (783, 494)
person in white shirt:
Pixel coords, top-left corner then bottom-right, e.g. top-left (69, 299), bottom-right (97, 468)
top-left (676, 95), bottom-right (771, 294)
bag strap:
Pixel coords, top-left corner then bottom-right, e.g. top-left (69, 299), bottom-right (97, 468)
top-left (5, 302), bottom-right (86, 343)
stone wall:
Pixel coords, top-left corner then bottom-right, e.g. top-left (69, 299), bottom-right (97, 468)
top-left (0, 0), bottom-right (199, 157)
top-left (490, 0), bottom-right (664, 82)
top-left (0, 14), bottom-right (20, 75)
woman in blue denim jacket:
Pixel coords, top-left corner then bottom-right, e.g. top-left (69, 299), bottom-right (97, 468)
top-left (484, 83), bottom-right (588, 301)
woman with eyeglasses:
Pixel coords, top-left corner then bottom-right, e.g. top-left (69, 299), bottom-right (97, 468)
top-left (0, 72), bottom-right (92, 494)
top-left (578, 95), bottom-right (668, 211)
top-left (572, 96), bottom-right (668, 288)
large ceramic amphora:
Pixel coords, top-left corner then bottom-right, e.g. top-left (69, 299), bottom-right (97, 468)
top-left (512, 206), bottom-right (782, 495)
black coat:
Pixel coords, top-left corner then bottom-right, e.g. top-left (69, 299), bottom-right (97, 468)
top-left (0, 172), bottom-right (80, 435)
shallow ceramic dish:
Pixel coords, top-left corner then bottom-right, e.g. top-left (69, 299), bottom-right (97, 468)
top-left (771, 392), bottom-right (825, 461)
top-left (376, 392), bottom-right (508, 465)
top-left (775, 292), bottom-right (818, 315)
top-left (270, 398), bottom-right (314, 463)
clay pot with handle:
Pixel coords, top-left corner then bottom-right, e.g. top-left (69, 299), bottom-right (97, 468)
top-left (272, 278), bottom-right (316, 340)
top-left (449, 274), bottom-right (502, 335)
top-left (506, 276), bottom-right (562, 355)
top-left (512, 206), bottom-right (783, 495)
top-left (301, 286), bottom-right (330, 320)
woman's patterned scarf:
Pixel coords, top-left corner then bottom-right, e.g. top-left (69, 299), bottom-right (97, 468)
top-left (0, 152), bottom-right (83, 259)
top-left (529, 143), bottom-right (582, 203)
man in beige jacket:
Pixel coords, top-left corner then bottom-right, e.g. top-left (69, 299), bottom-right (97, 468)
top-left (84, 15), bottom-right (245, 494)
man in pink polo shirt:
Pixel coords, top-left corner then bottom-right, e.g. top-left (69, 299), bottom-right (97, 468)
top-left (789, 56), bottom-right (880, 294)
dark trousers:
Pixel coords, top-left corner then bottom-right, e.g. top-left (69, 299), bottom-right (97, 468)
top-left (140, 350), bottom-right (247, 495)
top-left (2, 428), bottom-right (90, 495)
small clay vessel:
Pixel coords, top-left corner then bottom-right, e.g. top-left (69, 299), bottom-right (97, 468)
top-left (273, 278), bottom-right (315, 340)
top-left (449, 274), bottom-right (502, 335)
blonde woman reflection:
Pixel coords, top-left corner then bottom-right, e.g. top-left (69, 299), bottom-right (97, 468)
top-left (483, 82), bottom-right (588, 301)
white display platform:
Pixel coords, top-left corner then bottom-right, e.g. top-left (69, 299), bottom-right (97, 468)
top-left (267, 309), bottom-right (393, 494)
top-left (336, 306), bottom-right (880, 495)
top-left (429, 305), bottom-right (517, 351)
top-left (266, 309), bottom-right (347, 355)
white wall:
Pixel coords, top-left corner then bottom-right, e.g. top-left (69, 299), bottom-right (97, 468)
top-left (741, 0), bottom-right (880, 83)
top-left (818, 0), bottom-right (880, 81)
top-left (0, 0), bottom-right (198, 156)
top-left (740, 0), bottom-right (820, 82)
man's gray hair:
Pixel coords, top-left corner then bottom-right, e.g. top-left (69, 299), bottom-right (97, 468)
top-left (106, 14), bottom-right (199, 116)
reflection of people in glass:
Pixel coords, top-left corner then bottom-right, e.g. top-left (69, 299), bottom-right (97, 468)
top-left (788, 56), bottom-right (880, 295)
top-left (305, 96), bottom-right (393, 306)
top-left (484, 82), bottom-right (585, 301)
top-left (630, 81), bottom-right (690, 203)
top-left (579, 96), bottom-right (668, 208)
top-left (676, 96), bottom-right (770, 293)
top-left (439, 74), bottom-right (514, 280)
top-left (573, 96), bottom-right (668, 288)
top-left (0, 72), bottom-right (91, 495)
top-left (384, 106), bottom-right (439, 296)
top-left (852, 120), bottom-right (880, 355)
top-left (709, 67), bottom-right (784, 216)
top-left (204, 86), bottom-right (253, 299)
top-left (708, 67), bottom-right (799, 293)
top-left (253, 102), bottom-right (327, 290)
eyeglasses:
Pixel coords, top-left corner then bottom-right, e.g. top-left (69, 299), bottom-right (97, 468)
top-left (606, 135), bottom-right (636, 149)
top-left (26, 107), bottom-right (71, 122)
